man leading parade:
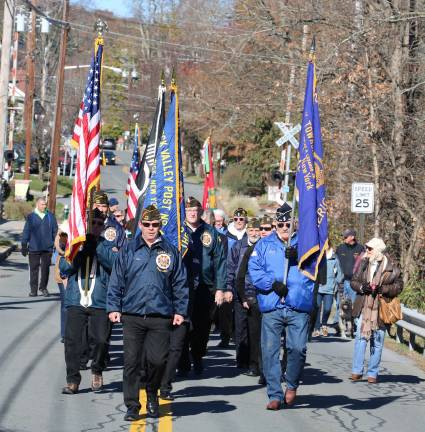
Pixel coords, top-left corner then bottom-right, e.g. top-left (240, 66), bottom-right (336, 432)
top-left (106, 205), bottom-right (188, 420)
top-left (249, 203), bottom-right (315, 410)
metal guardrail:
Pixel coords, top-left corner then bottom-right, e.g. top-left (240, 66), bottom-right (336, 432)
top-left (392, 305), bottom-right (425, 356)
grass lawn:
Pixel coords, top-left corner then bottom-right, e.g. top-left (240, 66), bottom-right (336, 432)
top-left (14, 174), bottom-right (73, 196)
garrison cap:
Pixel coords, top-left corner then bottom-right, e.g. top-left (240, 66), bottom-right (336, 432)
top-left (275, 203), bottom-right (292, 222)
top-left (185, 196), bottom-right (202, 208)
top-left (141, 205), bottom-right (161, 222)
top-left (247, 217), bottom-right (260, 229)
top-left (260, 215), bottom-right (273, 225)
top-left (94, 191), bottom-right (109, 205)
top-left (233, 207), bottom-right (247, 218)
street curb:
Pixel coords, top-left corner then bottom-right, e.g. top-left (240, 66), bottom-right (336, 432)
top-left (0, 245), bottom-right (17, 263)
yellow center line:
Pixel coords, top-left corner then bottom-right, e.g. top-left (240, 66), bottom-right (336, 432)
top-left (128, 390), bottom-right (173, 432)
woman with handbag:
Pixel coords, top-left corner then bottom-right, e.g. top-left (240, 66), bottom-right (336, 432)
top-left (350, 238), bottom-right (403, 383)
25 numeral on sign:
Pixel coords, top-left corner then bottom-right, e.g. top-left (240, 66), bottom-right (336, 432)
top-left (351, 183), bottom-right (374, 214)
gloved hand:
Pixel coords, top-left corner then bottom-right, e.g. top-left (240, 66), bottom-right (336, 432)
top-left (21, 245), bottom-right (28, 257)
top-left (272, 281), bottom-right (288, 298)
top-left (83, 234), bottom-right (97, 255)
top-left (285, 246), bottom-right (298, 261)
top-left (361, 284), bottom-right (372, 295)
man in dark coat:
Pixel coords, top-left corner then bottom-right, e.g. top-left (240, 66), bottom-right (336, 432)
top-left (21, 197), bottom-right (58, 297)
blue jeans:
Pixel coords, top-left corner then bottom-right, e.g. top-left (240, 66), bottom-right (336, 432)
top-left (332, 290), bottom-right (340, 324)
top-left (58, 283), bottom-right (67, 338)
top-left (343, 280), bottom-right (356, 303)
top-left (352, 315), bottom-right (385, 378)
top-left (314, 293), bottom-right (333, 330)
top-left (261, 307), bottom-right (309, 401)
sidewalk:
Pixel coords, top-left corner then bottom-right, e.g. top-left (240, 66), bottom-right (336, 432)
top-left (0, 219), bottom-right (25, 244)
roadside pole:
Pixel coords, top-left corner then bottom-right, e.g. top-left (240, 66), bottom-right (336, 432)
top-left (0, 0), bottom-right (14, 220)
top-left (48, 0), bottom-right (70, 214)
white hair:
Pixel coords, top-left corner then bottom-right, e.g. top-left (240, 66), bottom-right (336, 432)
top-left (213, 209), bottom-right (226, 220)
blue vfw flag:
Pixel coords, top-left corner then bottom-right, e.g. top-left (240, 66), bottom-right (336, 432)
top-left (295, 42), bottom-right (329, 281)
top-left (143, 82), bottom-right (189, 255)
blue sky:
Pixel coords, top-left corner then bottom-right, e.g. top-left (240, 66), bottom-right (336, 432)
top-left (70, 0), bottom-right (134, 18)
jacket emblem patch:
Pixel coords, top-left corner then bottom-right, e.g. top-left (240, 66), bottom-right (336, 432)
top-left (104, 227), bottom-right (117, 242)
top-left (201, 232), bottom-right (212, 247)
top-left (156, 252), bottom-right (171, 271)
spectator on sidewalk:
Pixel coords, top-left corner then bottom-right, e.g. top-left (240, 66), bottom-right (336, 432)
top-left (336, 229), bottom-right (364, 303)
top-left (21, 197), bottom-right (58, 297)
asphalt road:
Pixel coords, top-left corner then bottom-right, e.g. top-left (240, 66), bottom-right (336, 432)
top-left (1, 253), bottom-right (425, 432)
top-left (1, 151), bottom-right (425, 431)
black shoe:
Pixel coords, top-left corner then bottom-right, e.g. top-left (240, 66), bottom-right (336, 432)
top-left (258, 375), bottom-right (266, 385)
top-left (124, 407), bottom-right (143, 421)
top-left (193, 359), bottom-right (203, 375)
top-left (29, 292), bottom-right (37, 297)
top-left (159, 391), bottom-right (175, 401)
top-left (79, 363), bottom-right (89, 370)
top-left (40, 289), bottom-right (49, 297)
top-left (146, 396), bottom-right (159, 418)
top-left (218, 339), bottom-right (230, 348)
top-left (243, 369), bottom-right (260, 377)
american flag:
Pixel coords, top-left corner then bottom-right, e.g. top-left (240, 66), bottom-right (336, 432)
top-left (66, 41), bottom-right (103, 260)
top-left (125, 124), bottom-right (140, 220)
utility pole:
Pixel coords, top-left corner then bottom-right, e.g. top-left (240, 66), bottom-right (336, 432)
top-left (48, 0), bottom-right (70, 214)
top-left (0, 0), bottom-right (14, 174)
top-left (24, 7), bottom-right (36, 180)
top-left (8, 30), bottom-right (19, 150)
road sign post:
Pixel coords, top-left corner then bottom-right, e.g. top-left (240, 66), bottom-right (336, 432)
top-left (351, 182), bottom-right (374, 243)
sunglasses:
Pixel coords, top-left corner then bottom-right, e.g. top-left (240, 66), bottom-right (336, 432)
top-left (233, 217), bottom-right (245, 222)
top-left (277, 222), bottom-right (291, 229)
top-left (92, 220), bottom-right (104, 227)
top-left (142, 222), bottom-right (161, 228)
top-left (366, 246), bottom-right (373, 251)
top-left (260, 226), bottom-right (272, 231)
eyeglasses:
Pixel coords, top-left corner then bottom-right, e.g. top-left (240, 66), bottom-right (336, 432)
top-left (142, 222), bottom-right (161, 228)
top-left (277, 222), bottom-right (291, 229)
top-left (260, 226), bottom-right (272, 231)
top-left (92, 220), bottom-right (104, 227)
top-left (233, 217), bottom-right (245, 222)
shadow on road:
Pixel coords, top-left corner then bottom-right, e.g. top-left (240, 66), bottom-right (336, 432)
top-left (174, 384), bottom-right (259, 399)
top-left (0, 259), bottom-right (28, 271)
top-left (0, 297), bottom-right (60, 307)
top-left (302, 366), bottom-right (343, 385)
top-left (293, 394), bottom-right (400, 410)
top-left (172, 400), bottom-right (237, 416)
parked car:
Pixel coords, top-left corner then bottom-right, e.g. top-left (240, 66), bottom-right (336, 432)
top-left (13, 144), bottom-right (39, 173)
top-left (59, 152), bottom-right (77, 175)
top-left (101, 138), bottom-right (116, 150)
top-left (102, 150), bottom-right (116, 165)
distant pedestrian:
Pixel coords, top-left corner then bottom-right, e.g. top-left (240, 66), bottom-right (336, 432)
top-left (312, 242), bottom-right (343, 337)
top-left (336, 229), bottom-right (364, 303)
top-left (21, 197), bottom-right (58, 297)
top-left (108, 197), bottom-right (119, 214)
top-left (350, 238), bottom-right (403, 383)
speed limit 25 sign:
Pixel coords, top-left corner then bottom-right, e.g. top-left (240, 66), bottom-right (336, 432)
top-left (351, 183), bottom-right (374, 214)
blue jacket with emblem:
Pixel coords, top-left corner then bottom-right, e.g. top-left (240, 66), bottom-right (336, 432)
top-left (60, 237), bottom-right (117, 309)
top-left (107, 235), bottom-right (189, 317)
top-left (104, 214), bottom-right (127, 249)
top-left (184, 221), bottom-right (227, 292)
top-left (248, 231), bottom-right (315, 313)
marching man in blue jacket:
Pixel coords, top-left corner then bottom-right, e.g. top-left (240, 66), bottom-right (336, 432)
top-left (107, 205), bottom-right (188, 421)
top-left (248, 203), bottom-right (314, 411)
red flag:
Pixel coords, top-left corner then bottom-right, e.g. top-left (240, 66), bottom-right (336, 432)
top-left (202, 136), bottom-right (216, 209)
top-left (66, 39), bottom-right (103, 260)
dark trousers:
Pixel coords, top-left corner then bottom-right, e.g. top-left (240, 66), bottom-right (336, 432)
top-left (218, 301), bottom-right (233, 342)
top-left (58, 283), bottom-right (67, 338)
top-left (234, 300), bottom-right (249, 367)
top-left (246, 298), bottom-right (262, 372)
top-left (160, 322), bottom-right (189, 392)
top-left (64, 306), bottom-right (111, 385)
top-left (122, 314), bottom-right (171, 410)
top-left (188, 287), bottom-right (215, 362)
top-left (29, 252), bottom-right (51, 294)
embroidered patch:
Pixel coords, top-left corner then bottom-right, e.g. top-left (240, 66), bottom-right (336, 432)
top-left (104, 227), bottom-right (117, 242)
top-left (156, 252), bottom-right (171, 271)
top-left (201, 232), bottom-right (212, 247)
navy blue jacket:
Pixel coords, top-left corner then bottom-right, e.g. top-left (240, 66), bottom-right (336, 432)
top-left (107, 235), bottom-right (189, 317)
top-left (227, 236), bottom-right (256, 298)
top-left (60, 237), bottom-right (117, 309)
top-left (22, 211), bottom-right (58, 252)
top-left (249, 231), bottom-right (315, 313)
top-left (184, 221), bottom-right (227, 292)
top-left (103, 214), bottom-right (127, 249)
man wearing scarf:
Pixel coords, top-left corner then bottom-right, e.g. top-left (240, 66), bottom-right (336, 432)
top-left (350, 238), bottom-right (403, 383)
